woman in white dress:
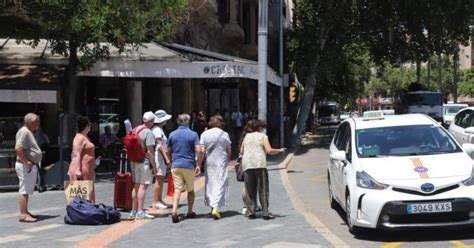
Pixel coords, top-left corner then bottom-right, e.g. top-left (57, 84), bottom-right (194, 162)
top-left (200, 115), bottom-right (232, 219)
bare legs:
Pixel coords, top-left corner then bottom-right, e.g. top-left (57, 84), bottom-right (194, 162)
top-left (132, 183), bottom-right (149, 212)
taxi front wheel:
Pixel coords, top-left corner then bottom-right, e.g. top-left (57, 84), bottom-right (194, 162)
top-left (346, 193), bottom-right (364, 236)
top-left (327, 172), bottom-right (338, 210)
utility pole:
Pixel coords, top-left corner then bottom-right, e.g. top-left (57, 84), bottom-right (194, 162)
top-left (258, 0), bottom-right (268, 121)
top-left (279, 0), bottom-right (285, 146)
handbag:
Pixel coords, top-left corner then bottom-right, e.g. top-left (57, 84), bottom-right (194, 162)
top-left (64, 180), bottom-right (94, 204)
top-left (235, 155), bottom-right (244, 182)
top-left (64, 197), bottom-right (121, 225)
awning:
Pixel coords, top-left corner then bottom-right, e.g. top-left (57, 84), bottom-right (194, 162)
top-left (0, 89), bottom-right (57, 103)
top-left (77, 60), bottom-right (282, 86)
top-left (0, 64), bottom-right (63, 103)
top-left (0, 39), bottom-right (283, 86)
top-left (0, 65), bottom-right (64, 90)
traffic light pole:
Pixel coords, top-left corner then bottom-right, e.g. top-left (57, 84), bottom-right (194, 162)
top-left (279, 0), bottom-right (284, 146)
top-left (258, 0), bottom-right (268, 122)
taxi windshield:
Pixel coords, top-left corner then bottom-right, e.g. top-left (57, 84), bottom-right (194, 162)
top-left (356, 125), bottom-right (462, 157)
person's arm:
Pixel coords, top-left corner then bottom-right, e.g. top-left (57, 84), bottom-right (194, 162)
top-left (146, 145), bottom-right (157, 175)
top-left (167, 146), bottom-right (173, 165)
top-left (263, 136), bottom-right (286, 155)
top-left (194, 144), bottom-right (202, 175)
top-left (15, 145), bottom-right (34, 169)
top-left (71, 137), bottom-right (86, 178)
top-left (156, 137), bottom-right (171, 165)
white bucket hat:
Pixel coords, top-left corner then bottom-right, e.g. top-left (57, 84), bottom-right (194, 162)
top-left (154, 110), bottom-right (172, 124)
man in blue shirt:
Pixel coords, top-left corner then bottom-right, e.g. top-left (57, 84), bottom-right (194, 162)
top-left (167, 113), bottom-right (203, 223)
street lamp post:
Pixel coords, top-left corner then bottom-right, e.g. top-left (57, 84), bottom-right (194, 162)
top-left (279, 0), bottom-right (285, 146)
top-left (258, 0), bottom-right (268, 122)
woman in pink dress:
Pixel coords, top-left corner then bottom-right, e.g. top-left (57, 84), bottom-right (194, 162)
top-left (68, 116), bottom-right (97, 203)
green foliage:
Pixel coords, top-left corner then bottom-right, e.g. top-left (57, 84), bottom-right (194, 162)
top-left (367, 55), bottom-right (456, 99)
top-left (0, 1), bottom-right (188, 68)
top-left (288, 0), bottom-right (472, 103)
top-left (357, 0), bottom-right (471, 64)
top-left (459, 68), bottom-right (474, 96)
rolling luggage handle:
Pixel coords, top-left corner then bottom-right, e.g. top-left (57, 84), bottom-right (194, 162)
top-left (119, 149), bottom-right (128, 173)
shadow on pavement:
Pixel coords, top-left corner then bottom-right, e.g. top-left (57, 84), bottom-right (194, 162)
top-left (36, 214), bottom-right (61, 221)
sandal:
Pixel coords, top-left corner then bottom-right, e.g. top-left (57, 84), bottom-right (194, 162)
top-left (186, 212), bottom-right (196, 219)
top-left (171, 213), bottom-right (180, 223)
top-left (27, 212), bottom-right (38, 219)
top-left (19, 215), bottom-right (37, 223)
top-left (263, 214), bottom-right (275, 220)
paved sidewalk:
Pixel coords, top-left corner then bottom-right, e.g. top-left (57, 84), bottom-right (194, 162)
top-left (0, 158), bottom-right (332, 247)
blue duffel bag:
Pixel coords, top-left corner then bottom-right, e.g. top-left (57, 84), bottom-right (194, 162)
top-left (64, 197), bottom-right (121, 225)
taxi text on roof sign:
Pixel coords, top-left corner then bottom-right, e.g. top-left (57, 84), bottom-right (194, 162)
top-left (362, 110), bottom-right (385, 120)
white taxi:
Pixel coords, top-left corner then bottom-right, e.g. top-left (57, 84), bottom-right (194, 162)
top-left (327, 111), bottom-right (474, 235)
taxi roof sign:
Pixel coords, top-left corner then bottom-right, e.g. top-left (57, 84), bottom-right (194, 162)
top-left (362, 110), bottom-right (385, 120)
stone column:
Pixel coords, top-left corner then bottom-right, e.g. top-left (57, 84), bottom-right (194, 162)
top-left (125, 80), bottom-right (142, 127)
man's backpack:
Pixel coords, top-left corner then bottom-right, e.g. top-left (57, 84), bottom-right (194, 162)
top-left (123, 125), bottom-right (148, 162)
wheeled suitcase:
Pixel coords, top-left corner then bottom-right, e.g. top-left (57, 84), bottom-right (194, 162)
top-left (167, 174), bottom-right (174, 197)
top-left (114, 151), bottom-right (133, 211)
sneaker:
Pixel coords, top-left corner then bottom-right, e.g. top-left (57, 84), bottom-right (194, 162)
top-left (153, 202), bottom-right (170, 209)
top-left (136, 211), bottom-right (154, 220)
top-left (128, 210), bottom-right (137, 220)
top-left (211, 209), bottom-right (221, 220)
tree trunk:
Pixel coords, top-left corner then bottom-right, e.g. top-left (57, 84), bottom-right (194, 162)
top-left (292, 71), bottom-right (317, 145)
top-left (66, 41), bottom-right (79, 114)
top-left (438, 54), bottom-right (442, 88)
top-left (453, 51), bottom-right (459, 103)
top-left (416, 59), bottom-right (421, 84)
top-left (427, 59), bottom-right (431, 89)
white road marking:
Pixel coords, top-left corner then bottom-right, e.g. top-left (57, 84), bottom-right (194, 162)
top-left (23, 223), bottom-right (64, 233)
top-left (263, 242), bottom-right (321, 248)
top-left (0, 207), bottom-right (62, 220)
top-left (0, 235), bottom-right (34, 245)
top-left (252, 223), bottom-right (284, 231)
top-left (207, 239), bottom-right (239, 247)
top-left (280, 153), bottom-right (350, 248)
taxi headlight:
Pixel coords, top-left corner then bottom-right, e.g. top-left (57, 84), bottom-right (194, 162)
top-left (462, 169), bottom-right (474, 186)
top-left (356, 171), bottom-right (388, 190)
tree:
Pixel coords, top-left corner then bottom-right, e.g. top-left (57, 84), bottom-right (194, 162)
top-left (288, 0), bottom-right (356, 144)
top-left (288, 0), bottom-right (472, 145)
top-left (0, 1), bottom-right (187, 113)
top-left (459, 68), bottom-right (474, 97)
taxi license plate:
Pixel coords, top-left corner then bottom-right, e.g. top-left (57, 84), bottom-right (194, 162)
top-left (407, 202), bottom-right (452, 214)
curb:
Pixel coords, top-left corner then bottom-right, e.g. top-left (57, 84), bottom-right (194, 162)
top-left (278, 148), bottom-right (349, 248)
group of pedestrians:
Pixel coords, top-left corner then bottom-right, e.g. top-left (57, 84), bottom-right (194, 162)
top-left (13, 108), bottom-right (286, 224)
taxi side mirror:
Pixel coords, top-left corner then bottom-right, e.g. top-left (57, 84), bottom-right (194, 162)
top-left (465, 127), bottom-right (474, 134)
top-left (462, 143), bottom-right (474, 154)
top-left (330, 150), bottom-right (347, 161)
